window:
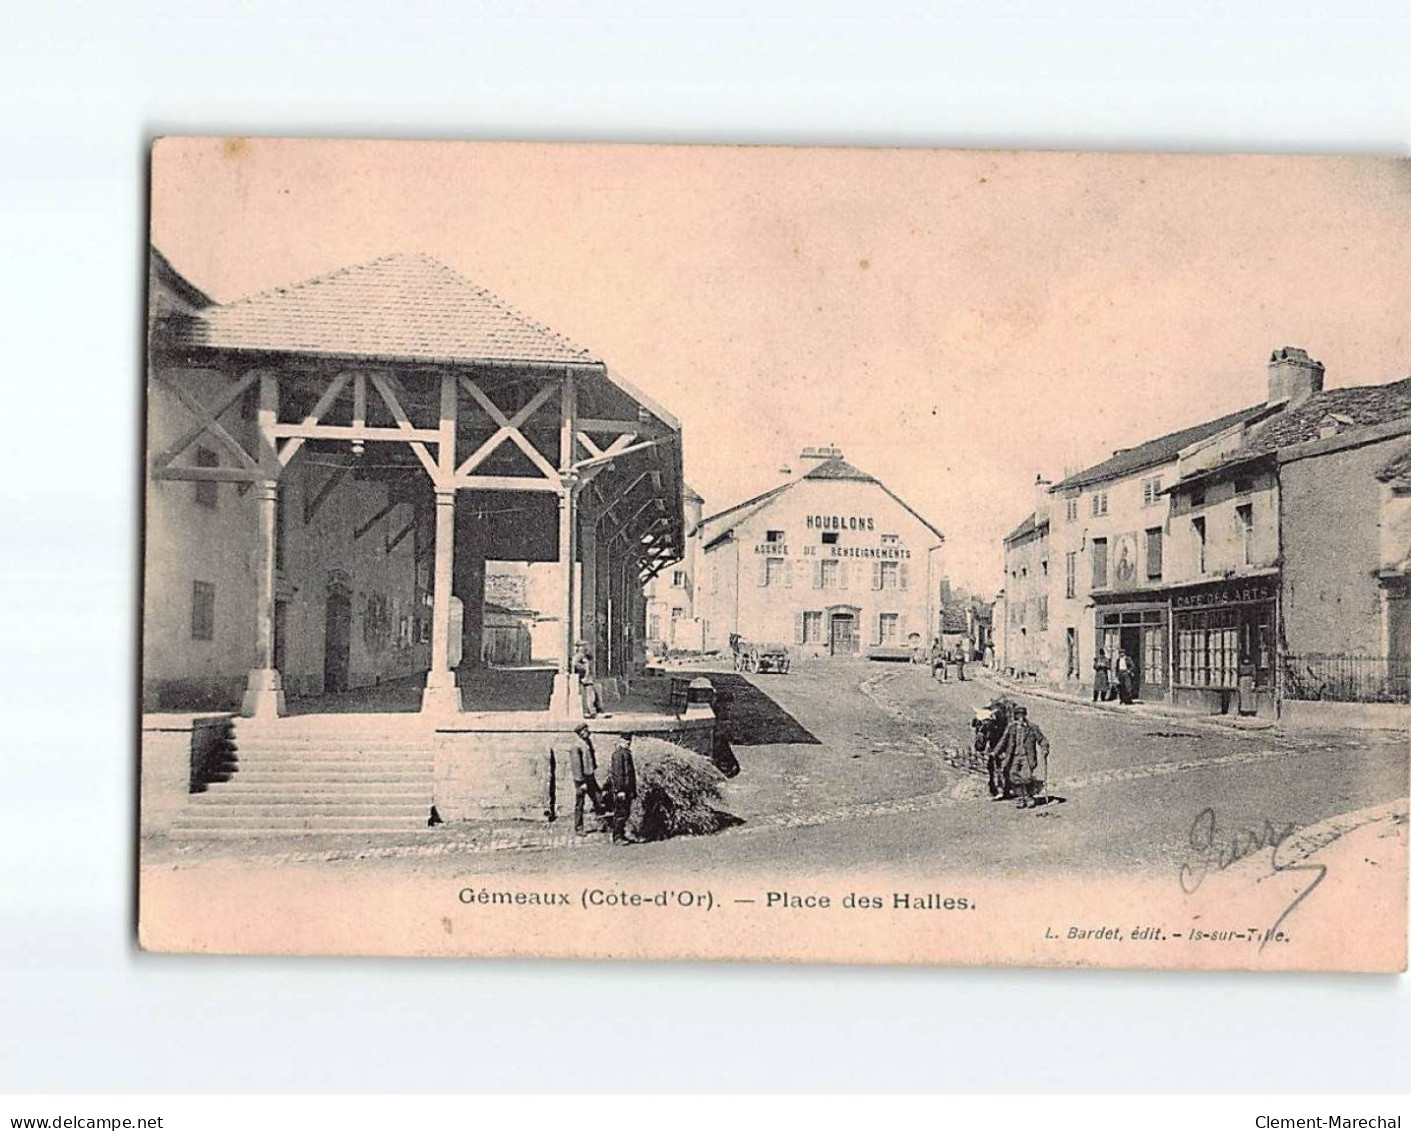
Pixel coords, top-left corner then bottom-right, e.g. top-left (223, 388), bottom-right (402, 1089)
top-left (671, 606), bottom-right (684, 620)
top-left (671, 570), bottom-right (686, 587)
top-left (648, 615), bottom-right (660, 638)
top-left (765, 530), bottom-right (785, 543)
top-left (821, 531), bottom-right (839, 545)
top-left (1143, 625), bottom-right (1165, 686)
top-left (1065, 552), bottom-right (1077, 598)
top-left (1091, 491), bottom-right (1109, 518)
top-left (881, 533), bottom-right (900, 545)
top-left (193, 447), bottom-right (219, 508)
top-left (765, 556), bottom-right (787, 586)
top-left (879, 560), bottom-right (900, 589)
top-left (1236, 504), bottom-right (1254, 566)
top-left (1192, 516), bottom-right (1207, 573)
top-left (879, 613), bottom-right (899, 644)
top-left (191, 580), bottom-right (215, 641)
top-left (819, 559), bottom-right (839, 589)
top-left (1091, 538), bottom-right (1109, 589)
top-left (1141, 476), bottom-right (1163, 508)
top-left (1038, 596), bottom-right (1049, 632)
top-left (1145, 527), bottom-right (1163, 580)
top-left (1176, 609), bottom-right (1239, 689)
top-left (802, 611), bottom-right (823, 643)
top-left (1066, 496), bottom-right (1079, 522)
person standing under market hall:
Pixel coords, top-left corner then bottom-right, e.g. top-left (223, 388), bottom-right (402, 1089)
top-left (569, 722), bottom-right (606, 836)
top-left (574, 642), bottom-right (605, 718)
top-left (608, 733), bottom-right (638, 845)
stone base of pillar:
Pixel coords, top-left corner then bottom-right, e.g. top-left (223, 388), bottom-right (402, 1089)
top-left (240, 668), bottom-right (286, 720)
top-left (549, 671), bottom-right (582, 720)
top-left (420, 669), bottom-right (464, 716)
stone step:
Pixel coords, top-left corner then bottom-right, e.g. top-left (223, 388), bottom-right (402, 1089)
top-left (174, 806), bottom-right (429, 824)
top-left (231, 739), bottom-right (433, 750)
top-left (169, 817), bottom-right (428, 834)
top-left (192, 791), bottom-right (429, 805)
top-left (230, 753), bottom-right (435, 767)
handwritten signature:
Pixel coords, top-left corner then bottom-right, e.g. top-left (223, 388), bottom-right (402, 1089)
top-left (1178, 807), bottom-right (1327, 950)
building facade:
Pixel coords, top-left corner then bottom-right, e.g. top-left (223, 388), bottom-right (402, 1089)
top-left (644, 485), bottom-right (705, 654)
top-left (998, 344), bottom-right (1411, 717)
top-left (693, 448), bottom-right (946, 658)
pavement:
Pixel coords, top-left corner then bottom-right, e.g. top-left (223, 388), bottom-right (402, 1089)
top-left (145, 656), bottom-right (1409, 881)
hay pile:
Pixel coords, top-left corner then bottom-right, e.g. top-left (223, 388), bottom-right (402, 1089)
top-left (628, 736), bottom-right (733, 842)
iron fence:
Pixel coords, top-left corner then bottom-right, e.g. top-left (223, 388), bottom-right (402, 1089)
top-left (1281, 654), bottom-right (1411, 704)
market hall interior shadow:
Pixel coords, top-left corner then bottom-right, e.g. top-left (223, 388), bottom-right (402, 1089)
top-left (705, 672), bottom-right (821, 779)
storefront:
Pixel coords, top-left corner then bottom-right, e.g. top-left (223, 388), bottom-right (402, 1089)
top-left (1092, 597), bottom-right (1168, 702)
top-left (1168, 573), bottom-right (1278, 717)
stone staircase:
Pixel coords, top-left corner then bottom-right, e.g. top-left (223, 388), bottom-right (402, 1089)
top-left (170, 716), bottom-right (436, 838)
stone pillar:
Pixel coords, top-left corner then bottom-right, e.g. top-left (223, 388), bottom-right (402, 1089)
top-left (550, 371), bottom-right (579, 717)
top-left (457, 547), bottom-right (487, 671)
top-left (579, 520), bottom-right (598, 655)
top-left (422, 373), bottom-right (463, 715)
top-left (242, 371), bottom-right (285, 719)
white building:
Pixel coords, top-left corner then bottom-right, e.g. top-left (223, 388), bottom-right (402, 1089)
top-left (692, 448), bottom-right (946, 658)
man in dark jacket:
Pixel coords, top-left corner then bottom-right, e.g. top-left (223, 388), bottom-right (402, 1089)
top-left (608, 734), bottom-right (638, 845)
top-left (998, 705), bottom-right (1050, 810)
top-left (569, 722), bottom-right (606, 835)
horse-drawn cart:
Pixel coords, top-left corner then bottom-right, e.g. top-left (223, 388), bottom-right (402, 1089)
top-left (729, 634), bottom-right (791, 674)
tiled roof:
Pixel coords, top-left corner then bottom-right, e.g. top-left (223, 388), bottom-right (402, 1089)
top-left (1240, 378), bottom-right (1411, 457)
top-left (149, 247), bottom-right (212, 310)
top-left (1377, 441), bottom-right (1411, 485)
top-left (801, 456), bottom-right (877, 482)
top-left (1053, 402), bottom-right (1274, 491)
top-left (700, 457), bottom-right (943, 547)
top-left (1003, 512), bottom-right (1048, 545)
top-left (170, 252), bottom-right (598, 366)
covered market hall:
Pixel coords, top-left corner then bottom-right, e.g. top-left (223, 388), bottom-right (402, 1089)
top-left (141, 250), bottom-right (705, 833)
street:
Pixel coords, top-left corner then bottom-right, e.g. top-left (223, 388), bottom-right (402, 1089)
top-left (146, 658), bottom-right (1408, 882)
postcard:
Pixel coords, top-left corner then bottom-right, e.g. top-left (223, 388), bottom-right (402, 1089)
top-left (139, 138), bottom-right (1409, 969)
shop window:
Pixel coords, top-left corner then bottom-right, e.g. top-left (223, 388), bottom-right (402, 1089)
top-left (1175, 608), bottom-right (1239, 689)
top-left (1091, 491), bottom-right (1109, 518)
top-left (193, 447), bottom-right (219, 509)
top-left (802, 611), bottom-right (823, 643)
top-left (1065, 552), bottom-right (1077, 598)
top-left (191, 580), bottom-right (215, 641)
top-left (1141, 476), bottom-right (1163, 508)
top-left (1145, 527), bottom-right (1163, 580)
top-left (1143, 628), bottom-right (1165, 686)
top-left (1091, 538), bottom-right (1108, 589)
top-left (1192, 516), bottom-right (1207, 573)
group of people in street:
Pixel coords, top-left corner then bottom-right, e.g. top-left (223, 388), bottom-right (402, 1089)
top-left (1092, 647), bottom-right (1138, 705)
top-left (972, 696), bottom-right (1052, 810)
top-left (564, 724), bottom-right (638, 845)
top-left (926, 636), bottom-right (970, 682)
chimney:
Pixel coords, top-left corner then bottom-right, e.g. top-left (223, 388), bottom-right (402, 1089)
top-left (1034, 473), bottom-right (1053, 524)
top-left (1268, 346), bottom-right (1325, 408)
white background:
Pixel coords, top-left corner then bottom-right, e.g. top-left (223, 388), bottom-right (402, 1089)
top-left (1, 0), bottom-right (1408, 1094)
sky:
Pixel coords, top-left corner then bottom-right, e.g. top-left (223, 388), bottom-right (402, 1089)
top-left (150, 139), bottom-right (1411, 594)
